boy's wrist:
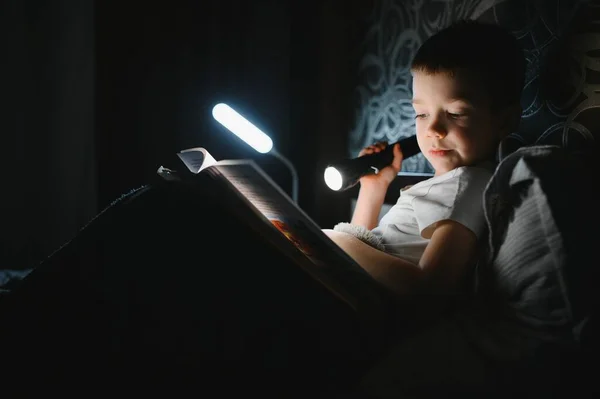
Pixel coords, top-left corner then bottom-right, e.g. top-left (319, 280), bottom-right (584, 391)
top-left (359, 178), bottom-right (391, 192)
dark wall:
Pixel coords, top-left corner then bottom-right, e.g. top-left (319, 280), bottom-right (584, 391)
top-left (1, 0), bottom-right (96, 268)
top-left (1, 0), bottom-right (371, 268)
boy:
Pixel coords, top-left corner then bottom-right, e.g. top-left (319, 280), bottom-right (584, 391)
top-left (324, 19), bottom-right (525, 298)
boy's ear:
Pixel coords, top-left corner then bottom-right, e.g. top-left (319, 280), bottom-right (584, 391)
top-left (497, 103), bottom-right (522, 138)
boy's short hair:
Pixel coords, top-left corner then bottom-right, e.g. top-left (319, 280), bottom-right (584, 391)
top-left (411, 19), bottom-right (526, 109)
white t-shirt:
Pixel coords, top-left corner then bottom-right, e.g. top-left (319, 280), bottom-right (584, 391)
top-left (334, 165), bottom-right (494, 264)
top-left (374, 165), bottom-right (493, 263)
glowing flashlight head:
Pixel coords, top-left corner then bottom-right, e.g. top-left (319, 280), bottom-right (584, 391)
top-left (324, 166), bottom-right (344, 191)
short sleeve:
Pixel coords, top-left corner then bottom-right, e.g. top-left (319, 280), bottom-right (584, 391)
top-left (415, 166), bottom-right (493, 239)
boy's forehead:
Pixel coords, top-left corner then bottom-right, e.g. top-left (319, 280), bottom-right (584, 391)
top-left (411, 69), bottom-right (490, 105)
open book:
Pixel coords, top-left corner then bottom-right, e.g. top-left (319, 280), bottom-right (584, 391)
top-left (165, 147), bottom-right (388, 315)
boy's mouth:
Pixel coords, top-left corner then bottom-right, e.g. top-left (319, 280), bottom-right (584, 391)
top-left (429, 148), bottom-right (450, 156)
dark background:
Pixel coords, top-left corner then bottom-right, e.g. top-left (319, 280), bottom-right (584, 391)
top-left (1, 0), bottom-right (595, 269)
top-left (1, 0), bottom-right (372, 269)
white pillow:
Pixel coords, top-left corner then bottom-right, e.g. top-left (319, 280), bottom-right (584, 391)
top-left (478, 144), bottom-right (594, 339)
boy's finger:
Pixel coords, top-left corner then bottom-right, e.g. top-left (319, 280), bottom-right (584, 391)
top-left (394, 142), bottom-right (403, 158)
top-left (392, 143), bottom-right (404, 169)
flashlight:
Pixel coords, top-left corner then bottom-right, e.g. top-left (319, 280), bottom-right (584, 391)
top-left (324, 135), bottom-right (420, 191)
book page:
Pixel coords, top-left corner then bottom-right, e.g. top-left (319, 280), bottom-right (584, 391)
top-left (177, 147), bottom-right (217, 174)
top-left (200, 159), bottom-right (391, 315)
top-left (209, 160), bottom-right (369, 275)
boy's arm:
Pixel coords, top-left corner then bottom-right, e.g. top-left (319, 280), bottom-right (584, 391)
top-left (349, 143), bottom-right (403, 230)
top-left (324, 219), bottom-right (478, 296)
top-left (350, 180), bottom-right (388, 230)
top-left (416, 220), bottom-right (479, 294)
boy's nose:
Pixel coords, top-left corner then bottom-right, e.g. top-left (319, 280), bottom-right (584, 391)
top-left (427, 119), bottom-right (447, 138)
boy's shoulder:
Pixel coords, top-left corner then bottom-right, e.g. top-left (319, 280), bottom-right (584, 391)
top-left (422, 163), bottom-right (495, 184)
top-left (455, 163), bottom-right (496, 179)
top-left (451, 165), bottom-right (496, 191)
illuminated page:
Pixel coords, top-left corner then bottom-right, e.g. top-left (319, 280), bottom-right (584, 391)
top-left (211, 160), bottom-right (367, 274)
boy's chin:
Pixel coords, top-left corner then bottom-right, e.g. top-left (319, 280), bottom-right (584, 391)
top-left (430, 159), bottom-right (464, 176)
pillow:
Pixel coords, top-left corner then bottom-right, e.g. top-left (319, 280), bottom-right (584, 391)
top-left (476, 144), bottom-right (597, 342)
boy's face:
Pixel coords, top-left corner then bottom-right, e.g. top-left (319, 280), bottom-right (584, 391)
top-left (411, 69), bottom-right (507, 176)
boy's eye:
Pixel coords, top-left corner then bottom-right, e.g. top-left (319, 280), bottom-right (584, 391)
top-left (414, 113), bottom-right (427, 119)
top-left (447, 112), bottom-right (465, 119)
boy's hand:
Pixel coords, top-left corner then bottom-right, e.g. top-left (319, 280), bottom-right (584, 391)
top-left (351, 141), bottom-right (403, 229)
top-left (358, 141), bottom-right (403, 189)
